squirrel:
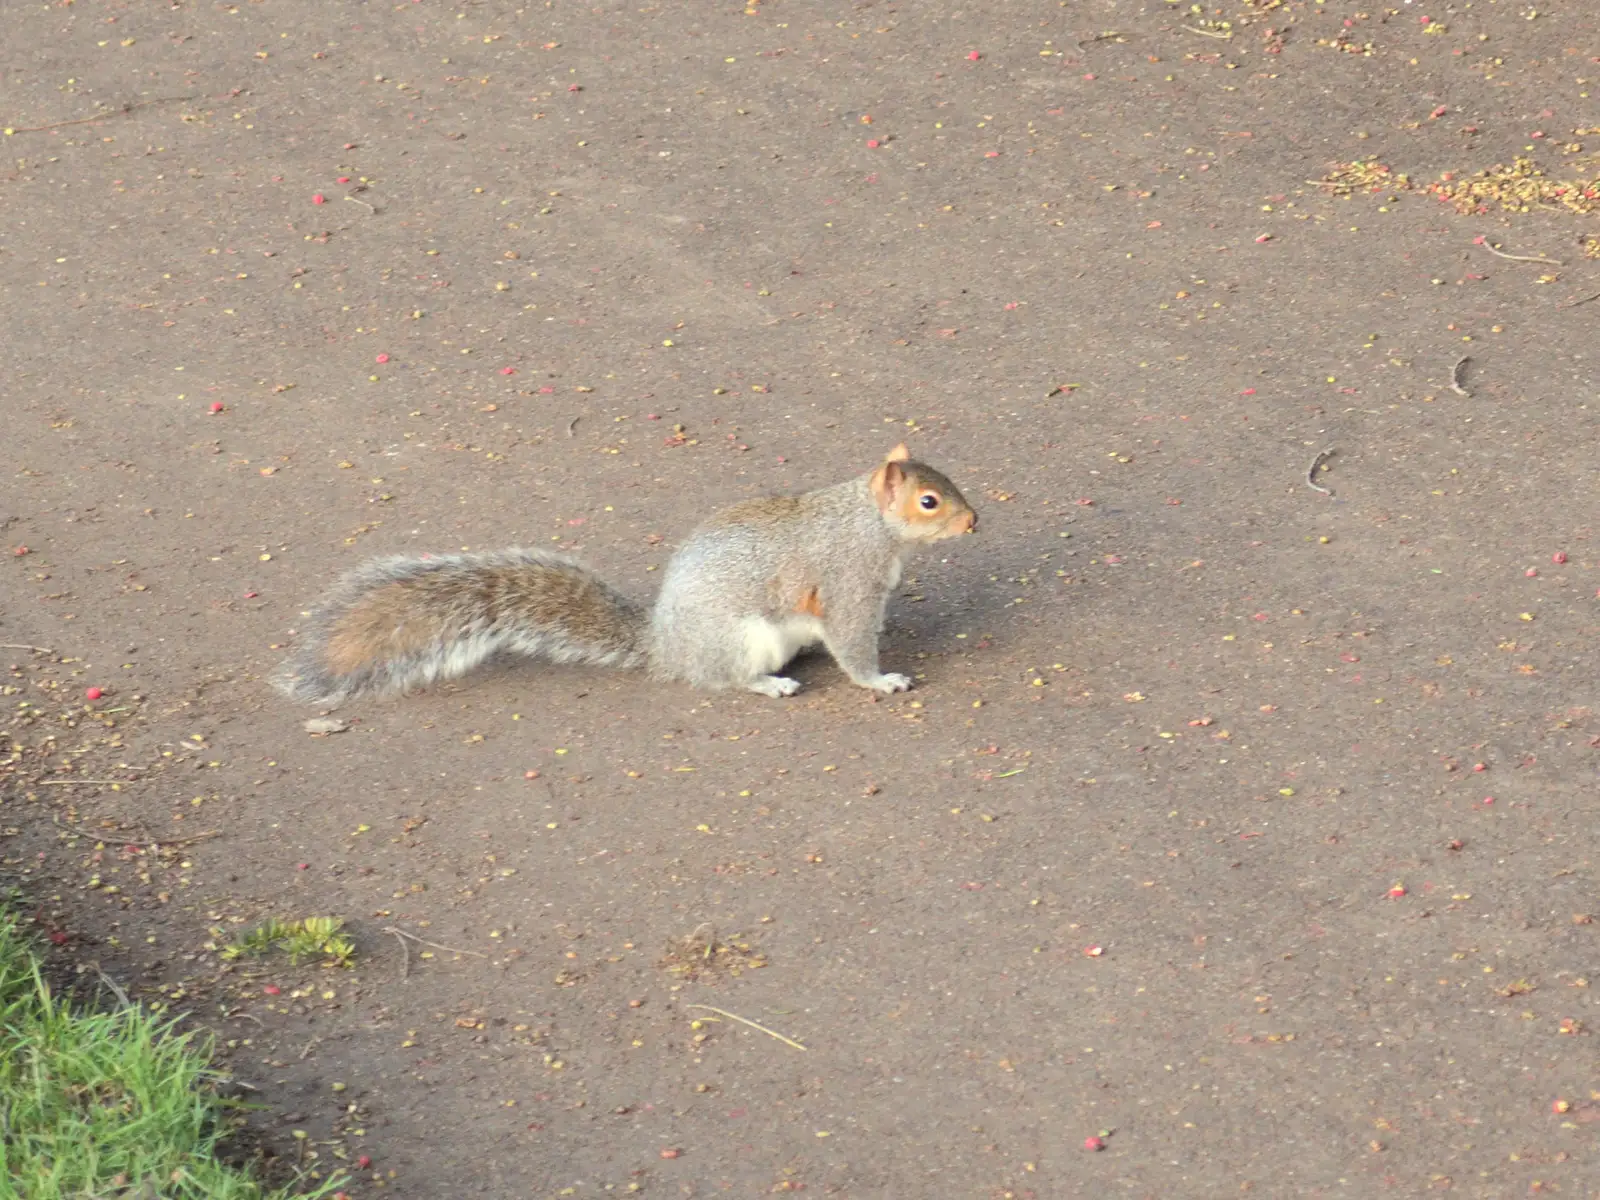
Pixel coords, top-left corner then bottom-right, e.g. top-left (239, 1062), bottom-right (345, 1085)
top-left (275, 444), bottom-right (977, 707)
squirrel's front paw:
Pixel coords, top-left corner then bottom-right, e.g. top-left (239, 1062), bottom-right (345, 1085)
top-left (749, 674), bottom-right (802, 698)
top-left (864, 672), bottom-right (913, 694)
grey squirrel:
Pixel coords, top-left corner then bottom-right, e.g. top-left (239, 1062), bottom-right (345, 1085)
top-left (275, 444), bottom-right (978, 706)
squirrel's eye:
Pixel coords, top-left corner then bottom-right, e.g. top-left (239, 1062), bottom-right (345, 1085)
top-left (918, 493), bottom-right (941, 511)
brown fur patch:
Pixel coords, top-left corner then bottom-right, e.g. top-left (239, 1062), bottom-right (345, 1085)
top-left (325, 582), bottom-right (442, 673)
top-left (704, 494), bottom-right (806, 528)
top-left (498, 562), bottom-right (632, 648)
top-left (794, 586), bottom-right (825, 618)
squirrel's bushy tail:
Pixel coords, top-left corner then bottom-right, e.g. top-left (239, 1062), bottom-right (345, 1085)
top-left (274, 549), bottom-right (648, 706)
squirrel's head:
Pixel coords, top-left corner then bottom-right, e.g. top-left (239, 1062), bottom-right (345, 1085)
top-left (869, 443), bottom-right (978, 542)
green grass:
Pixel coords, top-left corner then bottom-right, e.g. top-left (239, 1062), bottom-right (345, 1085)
top-left (0, 910), bottom-right (344, 1200)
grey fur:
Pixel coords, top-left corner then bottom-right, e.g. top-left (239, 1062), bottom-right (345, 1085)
top-left (277, 459), bottom-right (974, 706)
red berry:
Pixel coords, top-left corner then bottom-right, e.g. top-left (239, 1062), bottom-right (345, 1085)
top-left (967, 50), bottom-right (981, 61)
top-left (866, 139), bottom-right (880, 148)
top-left (500, 366), bottom-right (516, 375)
top-left (1552, 551), bottom-right (1568, 564)
top-left (1387, 884), bottom-right (1406, 899)
top-left (85, 687), bottom-right (103, 701)
top-left (660, 1148), bottom-right (680, 1159)
top-left (263, 984), bottom-right (281, 995)
top-left (209, 401), bottom-right (225, 413)
top-left (1525, 568), bottom-right (1538, 577)
top-left (376, 353), bottom-right (390, 364)
top-left (337, 176), bottom-right (350, 183)
top-left (312, 193), bottom-right (326, 204)
top-left (1472, 763), bottom-right (1486, 772)
top-left (1084, 1135), bottom-right (1105, 1151)
top-left (357, 1155), bottom-right (373, 1169)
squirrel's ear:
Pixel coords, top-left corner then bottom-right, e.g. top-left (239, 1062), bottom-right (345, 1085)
top-left (869, 460), bottom-right (906, 512)
top-left (885, 443), bottom-right (912, 463)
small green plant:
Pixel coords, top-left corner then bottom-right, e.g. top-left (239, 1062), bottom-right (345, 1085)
top-left (220, 918), bottom-right (354, 967)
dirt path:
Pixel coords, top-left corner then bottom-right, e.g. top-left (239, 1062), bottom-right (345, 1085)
top-left (3, 1), bottom-right (1596, 1195)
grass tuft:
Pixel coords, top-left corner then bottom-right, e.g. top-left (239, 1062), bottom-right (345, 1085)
top-left (0, 910), bottom-right (343, 1200)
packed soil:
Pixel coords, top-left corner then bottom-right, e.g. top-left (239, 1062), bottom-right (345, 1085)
top-left (3, 1), bottom-right (1597, 1196)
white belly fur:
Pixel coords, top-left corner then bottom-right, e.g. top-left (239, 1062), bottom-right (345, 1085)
top-left (741, 614), bottom-right (826, 676)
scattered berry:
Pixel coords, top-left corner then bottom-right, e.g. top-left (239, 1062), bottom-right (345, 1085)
top-left (1552, 1099), bottom-right (1571, 1114)
top-left (1083, 944), bottom-right (1104, 957)
top-left (357, 1155), bottom-right (373, 1169)
top-left (85, 687), bottom-right (103, 701)
top-left (376, 353), bottom-right (390, 364)
top-left (1552, 551), bottom-right (1568, 564)
top-left (1084, 1136), bottom-right (1105, 1151)
top-left (660, 1148), bottom-right (681, 1159)
top-left (967, 50), bottom-right (982, 61)
top-left (1525, 567), bottom-right (1538, 577)
top-left (209, 401), bottom-right (225, 413)
top-left (1387, 884), bottom-right (1407, 899)
top-left (312, 193), bottom-right (326, 204)
top-left (263, 984), bottom-right (281, 996)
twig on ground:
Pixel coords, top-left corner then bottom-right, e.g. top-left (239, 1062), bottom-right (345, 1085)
top-left (567, 416), bottom-right (581, 437)
top-left (1559, 291), bottom-right (1600, 309)
top-left (685, 1003), bottom-right (808, 1052)
top-left (93, 965), bottom-right (132, 1010)
top-left (1306, 447), bottom-right (1336, 496)
top-left (343, 194), bottom-right (376, 214)
top-left (0, 644), bottom-right (55, 654)
top-left (1076, 32), bottom-right (1130, 49)
top-left (3, 95), bottom-right (195, 135)
top-left (1480, 242), bottom-right (1563, 265)
top-left (1449, 355), bottom-right (1473, 397)
top-left (388, 928), bottom-right (410, 980)
top-left (383, 926), bottom-right (488, 961)
top-left (135, 830), bottom-right (222, 850)
top-left (1181, 24), bottom-right (1233, 39)
top-left (39, 779), bottom-right (128, 786)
